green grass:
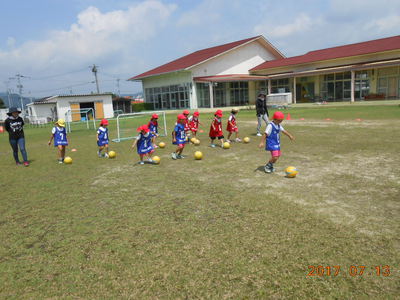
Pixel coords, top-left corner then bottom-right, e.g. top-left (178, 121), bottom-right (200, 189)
top-left (0, 104), bottom-right (399, 299)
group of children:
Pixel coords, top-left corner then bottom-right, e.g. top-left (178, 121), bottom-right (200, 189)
top-left (48, 108), bottom-right (294, 173)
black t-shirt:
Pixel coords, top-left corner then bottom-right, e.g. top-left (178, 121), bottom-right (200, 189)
top-left (5, 116), bottom-right (25, 140)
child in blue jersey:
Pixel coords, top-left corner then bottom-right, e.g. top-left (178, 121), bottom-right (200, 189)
top-left (148, 113), bottom-right (163, 148)
top-left (97, 119), bottom-right (109, 158)
top-left (171, 114), bottom-right (187, 160)
top-left (131, 124), bottom-right (155, 165)
top-left (258, 111), bottom-right (294, 173)
top-left (48, 119), bottom-right (68, 164)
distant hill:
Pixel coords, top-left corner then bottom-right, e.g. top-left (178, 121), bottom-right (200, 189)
top-left (0, 92), bottom-right (34, 109)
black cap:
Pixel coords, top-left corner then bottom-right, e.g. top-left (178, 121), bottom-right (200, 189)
top-left (7, 107), bottom-right (21, 116)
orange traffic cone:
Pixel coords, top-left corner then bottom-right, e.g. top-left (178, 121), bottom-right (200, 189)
top-left (0, 126), bottom-right (4, 133)
top-left (286, 113), bottom-right (291, 120)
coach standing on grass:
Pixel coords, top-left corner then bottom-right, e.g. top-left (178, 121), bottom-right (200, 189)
top-left (256, 91), bottom-right (269, 136)
top-left (5, 107), bottom-right (29, 166)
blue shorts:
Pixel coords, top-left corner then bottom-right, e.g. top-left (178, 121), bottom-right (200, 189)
top-left (97, 140), bottom-right (109, 146)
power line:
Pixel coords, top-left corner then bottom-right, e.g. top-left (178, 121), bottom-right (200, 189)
top-left (30, 81), bottom-right (94, 94)
top-left (29, 68), bottom-right (88, 80)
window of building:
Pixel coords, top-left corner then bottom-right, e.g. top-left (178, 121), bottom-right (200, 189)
top-left (196, 83), bottom-right (210, 108)
top-left (229, 81), bottom-right (249, 106)
top-left (145, 83), bottom-right (191, 109)
top-left (320, 72), bottom-right (353, 101)
top-left (271, 78), bottom-right (290, 93)
top-left (377, 66), bottom-right (400, 99)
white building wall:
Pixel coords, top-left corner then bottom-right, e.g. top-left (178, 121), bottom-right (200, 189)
top-left (27, 103), bottom-right (56, 123)
top-left (142, 71), bottom-right (192, 88)
top-left (191, 41), bottom-right (277, 77)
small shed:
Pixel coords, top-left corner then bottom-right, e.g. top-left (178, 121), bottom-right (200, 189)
top-left (27, 93), bottom-right (114, 123)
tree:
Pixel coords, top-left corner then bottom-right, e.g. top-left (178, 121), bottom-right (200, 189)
top-left (0, 97), bottom-right (6, 108)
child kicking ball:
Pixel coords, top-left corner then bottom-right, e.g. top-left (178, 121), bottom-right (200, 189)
top-left (132, 124), bottom-right (155, 164)
top-left (258, 111), bottom-right (295, 173)
top-left (97, 119), bottom-right (109, 157)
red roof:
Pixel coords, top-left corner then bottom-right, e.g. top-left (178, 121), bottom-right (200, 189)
top-left (251, 35), bottom-right (400, 71)
top-left (129, 36), bottom-right (263, 80)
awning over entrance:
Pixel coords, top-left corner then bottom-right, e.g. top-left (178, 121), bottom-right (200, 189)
top-left (257, 58), bottom-right (400, 79)
top-left (194, 74), bottom-right (267, 83)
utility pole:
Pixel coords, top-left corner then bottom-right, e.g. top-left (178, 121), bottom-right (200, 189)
top-left (91, 64), bottom-right (100, 94)
top-left (4, 80), bottom-right (12, 107)
top-left (14, 74), bottom-right (29, 111)
top-left (116, 78), bottom-right (120, 96)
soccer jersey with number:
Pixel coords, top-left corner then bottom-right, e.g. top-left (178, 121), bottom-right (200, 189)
top-left (97, 127), bottom-right (109, 146)
top-left (173, 123), bottom-right (186, 144)
top-left (136, 132), bottom-right (154, 154)
top-left (189, 116), bottom-right (199, 132)
top-left (52, 126), bottom-right (68, 146)
top-left (265, 122), bottom-right (284, 151)
top-left (148, 120), bottom-right (158, 137)
top-left (209, 117), bottom-right (223, 137)
top-left (226, 114), bottom-right (237, 132)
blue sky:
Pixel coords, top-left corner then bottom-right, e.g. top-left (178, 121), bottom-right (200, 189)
top-left (0, 0), bottom-right (399, 98)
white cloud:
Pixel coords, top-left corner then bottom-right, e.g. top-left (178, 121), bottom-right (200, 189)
top-left (364, 15), bottom-right (400, 33)
top-left (0, 1), bottom-right (176, 71)
top-left (254, 13), bottom-right (320, 38)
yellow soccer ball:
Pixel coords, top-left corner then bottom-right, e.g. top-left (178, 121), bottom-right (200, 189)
top-left (64, 156), bottom-right (72, 164)
top-left (152, 156), bottom-right (161, 164)
top-left (159, 142), bottom-right (166, 148)
top-left (285, 166), bottom-right (298, 178)
top-left (194, 138), bottom-right (200, 146)
top-left (243, 137), bottom-right (250, 143)
top-left (194, 151), bottom-right (203, 160)
top-left (108, 151), bottom-right (116, 158)
top-left (223, 142), bottom-right (230, 149)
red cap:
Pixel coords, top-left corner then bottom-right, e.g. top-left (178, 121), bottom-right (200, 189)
top-left (151, 113), bottom-right (159, 119)
top-left (193, 111), bottom-right (199, 117)
top-left (177, 114), bottom-right (186, 120)
top-left (273, 111), bottom-right (285, 120)
top-left (215, 109), bottom-right (223, 117)
top-left (100, 119), bottom-right (109, 126)
top-left (183, 110), bottom-right (189, 115)
top-left (137, 124), bottom-right (150, 133)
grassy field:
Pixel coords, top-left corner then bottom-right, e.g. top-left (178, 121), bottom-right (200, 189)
top-left (0, 103), bottom-right (399, 299)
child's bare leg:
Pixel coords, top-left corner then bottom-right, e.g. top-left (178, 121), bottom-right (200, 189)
top-left (57, 145), bottom-right (63, 160)
top-left (227, 132), bottom-right (232, 141)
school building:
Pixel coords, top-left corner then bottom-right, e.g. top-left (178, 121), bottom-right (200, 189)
top-left (129, 35), bottom-right (400, 109)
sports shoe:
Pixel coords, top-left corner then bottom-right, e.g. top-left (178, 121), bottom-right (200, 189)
top-left (104, 153), bottom-right (109, 158)
top-left (23, 162), bottom-right (30, 167)
top-left (256, 133), bottom-right (262, 136)
top-left (16, 162), bottom-right (22, 166)
top-left (264, 163), bottom-right (273, 173)
top-left (235, 138), bottom-right (242, 142)
top-left (177, 154), bottom-right (185, 159)
top-left (226, 139), bottom-right (232, 143)
top-left (97, 150), bottom-right (102, 157)
top-left (147, 158), bottom-right (154, 163)
top-left (138, 161), bottom-right (145, 165)
top-left (210, 144), bottom-right (216, 148)
top-left (171, 152), bottom-right (177, 160)
top-left (58, 159), bottom-right (63, 164)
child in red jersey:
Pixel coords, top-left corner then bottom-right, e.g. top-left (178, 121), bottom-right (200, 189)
top-left (182, 110), bottom-right (191, 134)
top-left (226, 108), bottom-right (241, 143)
top-left (209, 109), bottom-right (225, 148)
top-left (188, 111), bottom-right (203, 137)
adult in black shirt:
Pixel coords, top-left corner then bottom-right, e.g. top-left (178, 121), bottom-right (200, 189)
top-left (5, 107), bottom-right (29, 166)
top-left (256, 92), bottom-right (269, 136)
